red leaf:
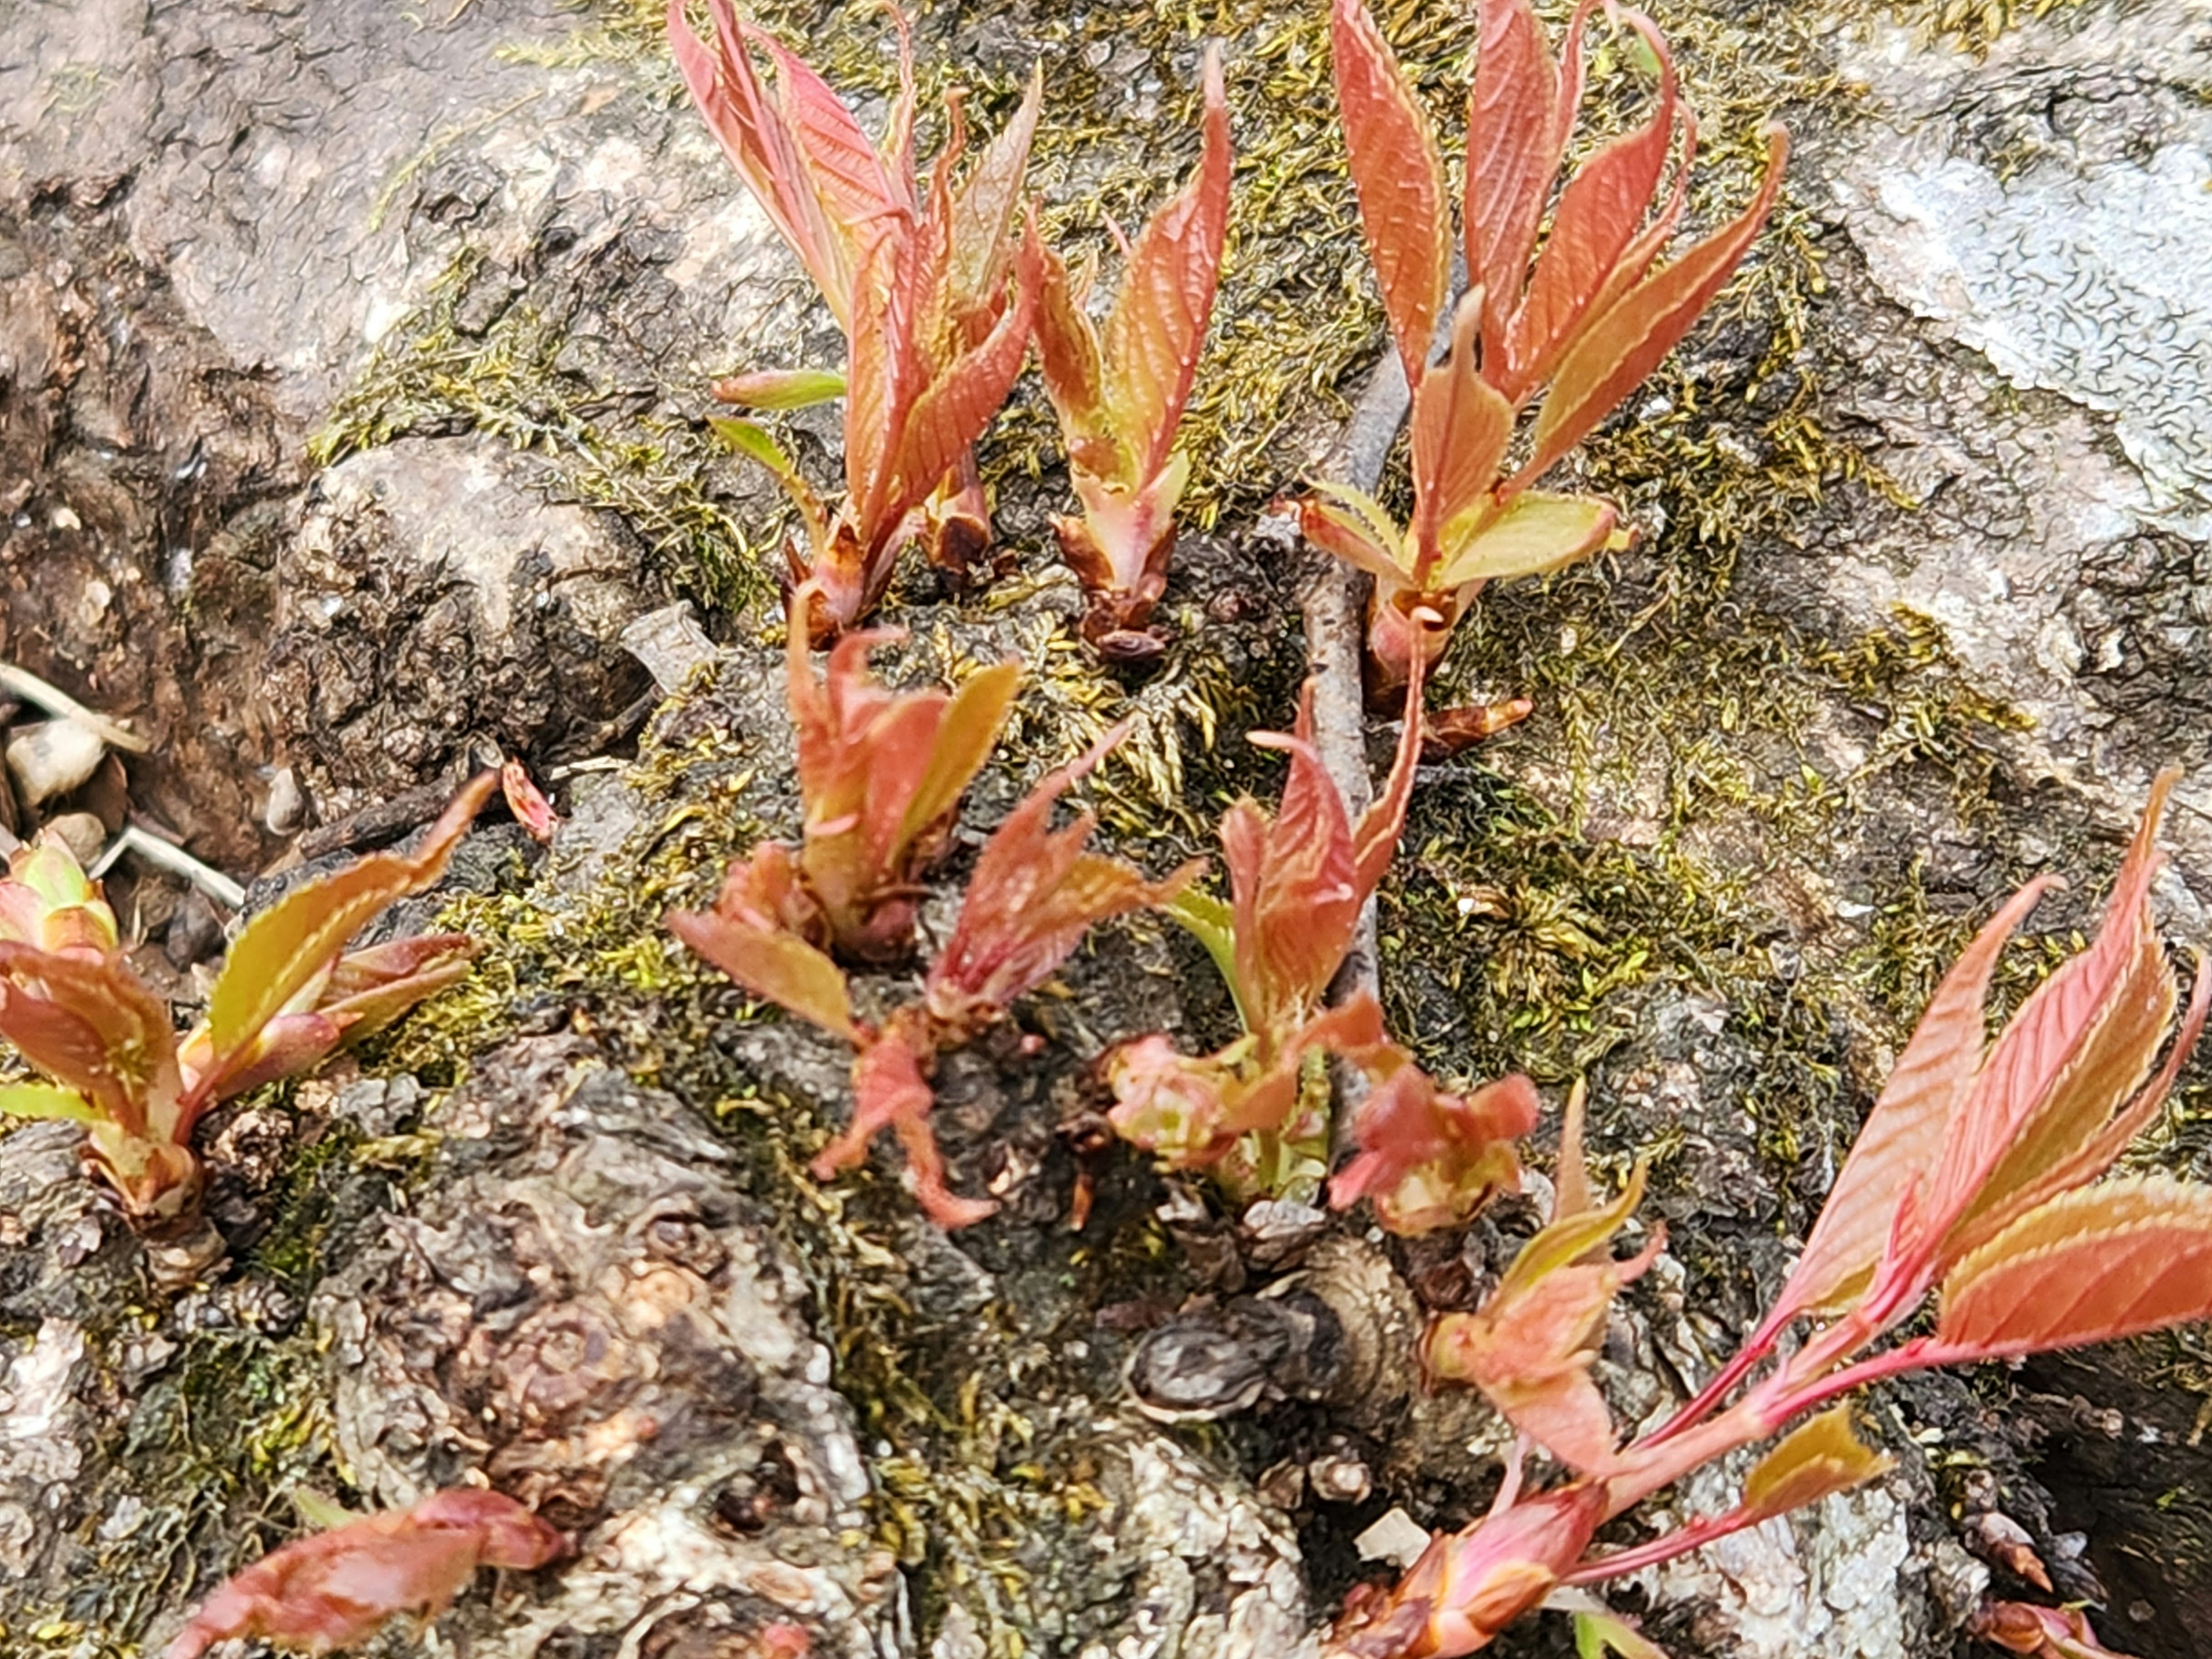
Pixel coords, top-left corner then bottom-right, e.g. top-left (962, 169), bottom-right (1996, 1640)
top-left (164, 1489), bottom-right (567, 1659)
top-left (743, 17), bottom-right (913, 230)
top-left (1330, 1058), bottom-right (1535, 1234)
top-left (925, 727), bottom-right (1196, 1036)
top-left (1771, 875), bottom-right (2060, 1324)
top-left (1033, 242), bottom-right (1111, 470)
top-left (811, 1017), bottom-right (996, 1229)
top-left (202, 772), bottom-right (497, 1097)
top-left (1915, 772), bottom-right (2198, 1271)
top-left (0, 943), bottom-right (179, 1137)
top-left (668, 847), bottom-right (859, 1041)
top-left (1936, 1176), bottom-right (2212, 1358)
top-left (667, 0), bottom-right (862, 325)
top-left (1407, 294), bottom-right (1514, 584)
top-left (501, 758), bottom-right (558, 843)
top-left (1496, 7), bottom-right (1678, 399)
top-left (1330, 0), bottom-right (1450, 387)
top-left (1100, 43), bottom-right (1233, 482)
top-left (785, 608), bottom-right (1018, 961)
top-left (887, 226), bottom-right (1043, 533)
top-left (1463, 0), bottom-right (1572, 355)
top-left (1520, 125), bottom-right (1787, 487)
top-left (948, 67), bottom-right (1042, 319)
top-left (1424, 1162), bottom-right (1662, 1472)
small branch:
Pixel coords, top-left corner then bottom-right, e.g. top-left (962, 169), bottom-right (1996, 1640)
top-left (89, 824), bottom-right (248, 910)
top-left (0, 663), bottom-right (154, 755)
top-left (1308, 350), bottom-right (1413, 1020)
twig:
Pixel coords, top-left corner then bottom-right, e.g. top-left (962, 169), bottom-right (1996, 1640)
top-left (1306, 351), bottom-right (1414, 1016)
top-left (0, 663), bottom-right (153, 754)
top-left (89, 825), bottom-right (247, 910)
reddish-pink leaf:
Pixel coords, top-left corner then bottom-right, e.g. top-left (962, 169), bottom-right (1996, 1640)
top-left (810, 1017), bottom-right (996, 1228)
top-left (784, 603), bottom-right (1018, 961)
top-left (926, 727), bottom-right (1196, 1036)
top-left (1300, 482), bottom-right (1411, 587)
top-left (948, 67), bottom-right (1042, 317)
top-left (1035, 239), bottom-right (1112, 460)
top-left (887, 228), bottom-right (1043, 532)
top-left (1407, 294), bottom-right (1514, 584)
top-left (1330, 1057), bottom-right (1535, 1234)
top-left (1331, 0), bottom-right (1450, 387)
top-left (319, 935), bottom-right (480, 1043)
top-left (669, 854), bottom-right (858, 1043)
top-left (1424, 1162), bottom-right (1661, 1473)
top-left (842, 212), bottom-right (922, 541)
top-left (1496, 7), bottom-right (1678, 399)
top-left (0, 942), bottom-right (179, 1137)
top-left (1331, 1484), bottom-right (1608, 1658)
top-left (1936, 1176), bottom-right (2212, 1358)
top-left (164, 1488), bottom-right (568, 1659)
top-left (1352, 651), bottom-right (1427, 900)
top-left (1916, 773), bottom-right (2194, 1270)
top-left (1772, 875), bottom-right (2060, 1324)
top-left (1520, 126), bottom-right (1787, 487)
top-left (501, 759), bottom-right (558, 843)
top-left (1969, 1600), bottom-right (2141, 1659)
top-left (668, 0), bottom-right (859, 325)
top-left (1100, 43), bottom-right (1232, 482)
top-left (1463, 0), bottom-right (1570, 353)
top-left (742, 18), bottom-right (912, 230)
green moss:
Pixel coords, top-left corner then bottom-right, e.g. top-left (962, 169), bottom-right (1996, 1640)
top-left (309, 249), bottom-right (777, 617)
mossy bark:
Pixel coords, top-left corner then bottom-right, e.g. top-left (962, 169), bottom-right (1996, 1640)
top-left (2, 0), bottom-right (2210, 1656)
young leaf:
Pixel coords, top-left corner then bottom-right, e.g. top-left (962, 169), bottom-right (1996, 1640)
top-left (785, 610), bottom-right (1018, 961)
top-left (1330, 0), bottom-right (1450, 387)
top-left (1329, 1059), bottom-right (1536, 1234)
top-left (1463, 0), bottom-right (1570, 352)
top-left (1407, 294), bottom-right (1515, 582)
top-left (1737, 1406), bottom-right (1893, 1521)
top-left (0, 1080), bottom-right (100, 1123)
top-left (810, 1015), bottom-right (995, 1229)
top-left (667, 0), bottom-right (859, 324)
top-left (1300, 482), bottom-right (1411, 586)
top-left (1936, 1175), bottom-right (2212, 1358)
top-left (163, 1488), bottom-right (568, 1659)
top-left (925, 728), bottom-right (1198, 1035)
top-left (1498, 6), bottom-right (1678, 397)
top-left (1425, 1162), bottom-right (1662, 1472)
top-left (1968, 1600), bottom-right (2141, 1659)
top-left (1768, 876), bottom-right (2059, 1324)
top-left (1520, 125), bottom-right (1787, 487)
top-left (712, 366), bottom-right (849, 409)
top-left (1099, 43), bottom-right (1233, 483)
top-left (668, 849), bottom-right (859, 1043)
top-left (948, 67), bottom-right (1043, 317)
top-left (1431, 490), bottom-right (1617, 590)
top-left (1918, 772), bottom-right (2200, 1271)
top-left (203, 773), bottom-right (497, 1080)
top-left (0, 943), bottom-right (180, 1135)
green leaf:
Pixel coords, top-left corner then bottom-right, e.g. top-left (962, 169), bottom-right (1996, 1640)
top-left (714, 368), bottom-right (847, 410)
top-left (1433, 490), bottom-right (1616, 589)
top-left (0, 1080), bottom-right (100, 1124)
top-left (205, 775), bottom-right (496, 1073)
top-left (1164, 887), bottom-right (1246, 1029)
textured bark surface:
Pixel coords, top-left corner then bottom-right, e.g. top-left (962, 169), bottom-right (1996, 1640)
top-left (2, 1), bottom-right (2211, 1657)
